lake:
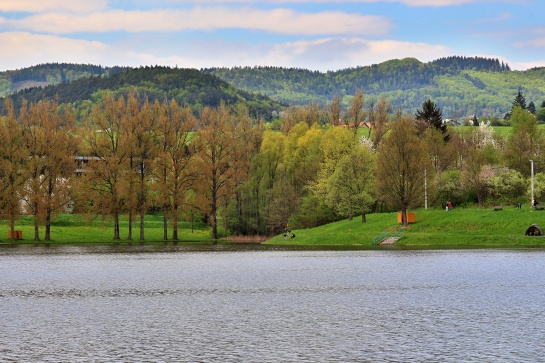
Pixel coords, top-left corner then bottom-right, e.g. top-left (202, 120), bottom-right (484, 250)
top-left (1, 246), bottom-right (544, 362)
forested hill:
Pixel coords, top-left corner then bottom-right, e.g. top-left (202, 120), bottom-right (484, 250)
top-left (2, 57), bottom-right (545, 120)
top-left (1, 66), bottom-right (286, 121)
top-left (203, 56), bottom-right (545, 118)
top-left (0, 63), bottom-right (129, 97)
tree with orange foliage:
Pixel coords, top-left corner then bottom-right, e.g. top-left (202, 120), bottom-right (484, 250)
top-left (84, 93), bottom-right (128, 240)
top-left (153, 99), bottom-right (197, 240)
top-left (20, 98), bottom-right (78, 240)
top-left (194, 103), bottom-right (248, 240)
top-left (0, 98), bottom-right (27, 240)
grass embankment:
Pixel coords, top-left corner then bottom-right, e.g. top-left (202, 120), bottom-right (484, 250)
top-left (266, 206), bottom-right (545, 249)
top-left (4, 206), bottom-right (545, 249)
top-left (0, 214), bottom-right (213, 246)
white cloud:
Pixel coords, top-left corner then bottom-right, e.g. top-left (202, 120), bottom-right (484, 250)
top-left (0, 32), bottom-right (139, 71)
top-left (0, 0), bottom-right (107, 13)
top-left (4, 7), bottom-right (391, 36)
top-left (145, 37), bottom-right (454, 71)
top-left (510, 60), bottom-right (545, 70)
top-left (168, 0), bottom-right (506, 7)
top-left (0, 31), bottom-right (456, 72)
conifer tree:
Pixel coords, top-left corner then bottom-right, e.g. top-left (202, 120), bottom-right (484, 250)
top-left (512, 89), bottom-right (527, 110)
top-left (528, 101), bottom-right (536, 115)
top-left (415, 99), bottom-right (450, 142)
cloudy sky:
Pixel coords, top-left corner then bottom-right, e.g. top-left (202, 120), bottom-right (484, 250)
top-left (1, 0), bottom-right (544, 72)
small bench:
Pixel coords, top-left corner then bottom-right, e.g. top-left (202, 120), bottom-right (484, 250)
top-left (493, 206), bottom-right (503, 211)
top-left (536, 205), bottom-right (545, 210)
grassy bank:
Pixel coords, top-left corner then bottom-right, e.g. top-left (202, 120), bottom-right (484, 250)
top-left (4, 206), bottom-right (545, 249)
top-left (266, 206), bottom-right (545, 249)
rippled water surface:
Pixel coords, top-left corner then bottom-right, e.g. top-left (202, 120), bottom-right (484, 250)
top-left (1, 247), bottom-right (545, 362)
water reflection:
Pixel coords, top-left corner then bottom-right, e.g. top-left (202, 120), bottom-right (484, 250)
top-left (1, 248), bottom-right (544, 362)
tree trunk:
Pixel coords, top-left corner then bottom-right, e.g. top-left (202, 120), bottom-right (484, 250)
top-left (361, 211), bottom-right (367, 223)
top-left (45, 178), bottom-right (53, 241)
top-left (163, 203), bottom-right (168, 241)
top-left (402, 208), bottom-right (408, 227)
top-left (127, 212), bottom-right (133, 240)
top-left (33, 204), bottom-right (40, 241)
top-left (172, 205), bottom-right (179, 240)
top-left (9, 214), bottom-right (15, 242)
top-left (139, 209), bottom-right (145, 241)
top-left (211, 202), bottom-right (218, 241)
top-left (211, 179), bottom-right (218, 241)
top-left (45, 208), bottom-right (51, 241)
top-left (113, 213), bottom-right (120, 240)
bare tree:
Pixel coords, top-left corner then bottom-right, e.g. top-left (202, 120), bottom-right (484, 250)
top-left (349, 88), bottom-right (366, 138)
top-left (329, 93), bottom-right (341, 127)
top-left (372, 97), bottom-right (392, 148)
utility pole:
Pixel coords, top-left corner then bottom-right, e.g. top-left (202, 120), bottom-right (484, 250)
top-left (531, 160), bottom-right (535, 206)
top-left (424, 169), bottom-right (428, 209)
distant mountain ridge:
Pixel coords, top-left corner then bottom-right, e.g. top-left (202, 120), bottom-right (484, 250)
top-left (0, 63), bottom-right (129, 97)
top-left (204, 56), bottom-right (545, 118)
top-left (1, 57), bottom-right (545, 119)
top-left (1, 66), bottom-right (285, 121)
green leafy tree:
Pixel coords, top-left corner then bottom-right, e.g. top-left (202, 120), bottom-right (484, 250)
top-left (504, 106), bottom-right (542, 176)
top-left (488, 168), bottom-right (527, 205)
top-left (325, 146), bottom-right (375, 222)
top-left (462, 148), bottom-right (492, 206)
top-left (435, 170), bottom-right (465, 208)
top-left (536, 107), bottom-right (545, 124)
top-left (531, 172), bottom-right (545, 204)
top-left (376, 116), bottom-right (427, 226)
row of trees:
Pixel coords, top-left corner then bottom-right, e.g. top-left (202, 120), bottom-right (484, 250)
top-left (1, 87), bottom-right (544, 240)
top-left (0, 92), bottom-right (262, 241)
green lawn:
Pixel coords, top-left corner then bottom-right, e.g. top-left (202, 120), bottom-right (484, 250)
top-left (266, 206), bottom-right (545, 249)
top-left (4, 206), bottom-right (545, 249)
top-left (0, 213), bottom-right (213, 245)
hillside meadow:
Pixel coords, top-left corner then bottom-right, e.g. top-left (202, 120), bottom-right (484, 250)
top-left (265, 206), bottom-right (545, 249)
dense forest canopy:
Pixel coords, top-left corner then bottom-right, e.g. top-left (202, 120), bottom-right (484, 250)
top-left (0, 63), bottom-right (129, 97)
top-left (2, 56), bottom-right (545, 120)
top-left (0, 66), bottom-right (286, 121)
top-left (203, 56), bottom-right (545, 118)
